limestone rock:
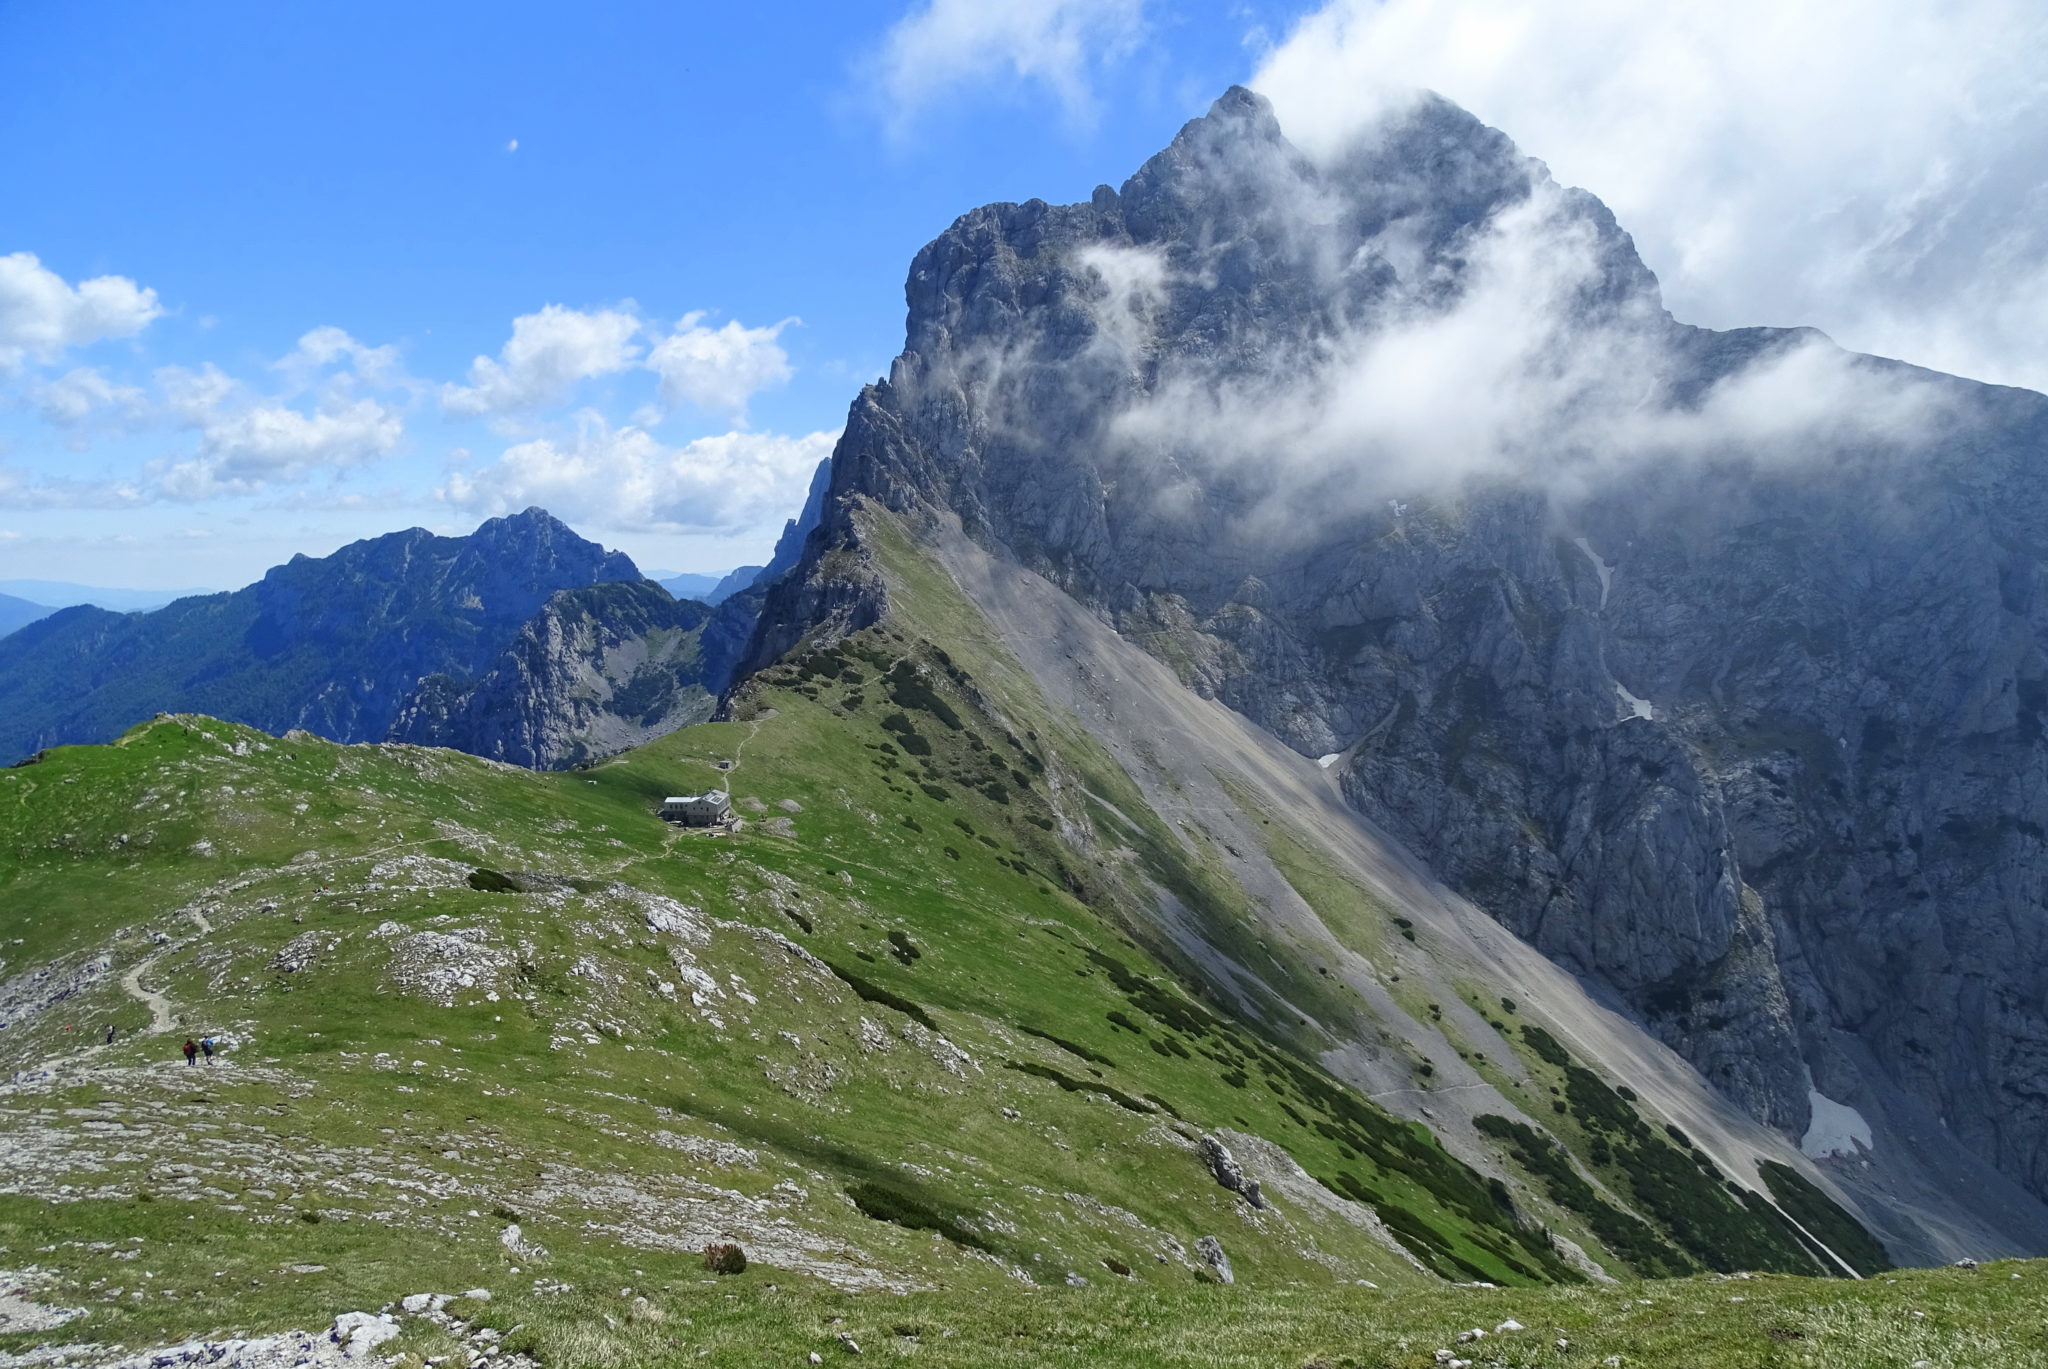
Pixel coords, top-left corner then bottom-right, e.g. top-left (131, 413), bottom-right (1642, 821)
top-left (748, 84), bottom-right (2048, 1214)
top-left (331, 1311), bottom-right (398, 1359)
top-left (1197, 1133), bottom-right (1265, 1208)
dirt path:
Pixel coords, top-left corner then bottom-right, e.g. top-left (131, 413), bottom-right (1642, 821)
top-left (119, 959), bottom-right (174, 1034)
top-left (724, 718), bottom-right (764, 774)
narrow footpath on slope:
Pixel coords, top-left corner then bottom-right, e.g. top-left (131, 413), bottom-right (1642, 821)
top-left (119, 959), bottom-right (174, 1034)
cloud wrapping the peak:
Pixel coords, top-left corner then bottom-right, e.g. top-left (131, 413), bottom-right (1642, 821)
top-left (1252, 0), bottom-right (2048, 391)
top-left (1096, 177), bottom-right (1862, 527)
top-left (441, 305), bottom-right (643, 416)
top-left (0, 251), bottom-right (163, 369)
top-left (873, 0), bottom-right (1146, 135)
top-left (910, 100), bottom-right (1955, 557)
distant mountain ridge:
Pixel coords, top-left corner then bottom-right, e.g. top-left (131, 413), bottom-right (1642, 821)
top-left (0, 592), bottom-right (52, 639)
top-left (659, 566), bottom-right (764, 605)
top-left (0, 579), bottom-right (216, 613)
top-left (0, 508), bottom-right (744, 767)
top-left (389, 579), bottom-right (730, 767)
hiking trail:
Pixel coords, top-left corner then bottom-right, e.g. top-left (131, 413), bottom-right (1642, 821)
top-left (119, 959), bottom-right (174, 1033)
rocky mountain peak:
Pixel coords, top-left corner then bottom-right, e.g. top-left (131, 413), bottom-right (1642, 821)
top-left (459, 506), bottom-right (640, 581)
top-left (757, 83), bottom-right (2048, 1242)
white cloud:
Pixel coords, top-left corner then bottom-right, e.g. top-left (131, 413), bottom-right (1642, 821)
top-left (872, 0), bottom-right (1146, 136)
top-left (276, 325), bottom-right (403, 392)
top-left (646, 311), bottom-right (795, 420)
top-left (141, 360), bottom-right (405, 499)
top-left (440, 305), bottom-right (642, 416)
top-left (442, 413), bottom-right (837, 533)
top-left (0, 360), bottom-right (406, 506)
top-left (0, 251), bottom-right (163, 369)
top-left (0, 464), bottom-right (144, 510)
top-left (155, 397), bottom-right (405, 499)
top-left (28, 367), bottom-right (149, 428)
top-left (1252, 0), bottom-right (2048, 391)
top-left (441, 305), bottom-right (799, 424)
top-left (1075, 243), bottom-right (1171, 370)
top-left (157, 363), bottom-right (240, 423)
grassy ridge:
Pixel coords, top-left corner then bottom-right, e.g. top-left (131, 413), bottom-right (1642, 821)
top-left (0, 514), bottom-right (1922, 1364)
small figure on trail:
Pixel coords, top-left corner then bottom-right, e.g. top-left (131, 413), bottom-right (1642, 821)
top-left (182, 1038), bottom-right (198, 1066)
top-left (105, 1023), bottom-right (116, 1045)
top-left (201, 1036), bottom-right (216, 1063)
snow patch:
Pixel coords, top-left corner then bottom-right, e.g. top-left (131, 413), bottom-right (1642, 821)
top-left (1317, 753), bottom-right (1341, 769)
top-left (1572, 536), bottom-right (1614, 611)
top-left (1802, 1087), bottom-right (1874, 1159)
top-left (1578, 538), bottom-right (1650, 721)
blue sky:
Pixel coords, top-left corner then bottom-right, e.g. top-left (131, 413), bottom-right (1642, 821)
top-left (0, 1), bottom-right (1310, 589)
top-left (4, 0), bottom-right (2043, 592)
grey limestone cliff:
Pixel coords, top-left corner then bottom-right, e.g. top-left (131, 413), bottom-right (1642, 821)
top-left (748, 86), bottom-right (2048, 1221)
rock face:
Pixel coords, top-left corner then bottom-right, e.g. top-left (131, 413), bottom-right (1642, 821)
top-left (388, 580), bottom-right (725, 769)
top-left (753, 88), bottom-right (2048, 1209)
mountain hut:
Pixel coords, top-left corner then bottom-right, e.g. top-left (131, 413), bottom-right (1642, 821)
top-left (660, 790), bottom-right (734, 827)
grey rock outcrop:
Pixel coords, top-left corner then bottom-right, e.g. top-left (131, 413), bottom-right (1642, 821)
top-left (748, 86), bottom-right (2048, 1213)
top-left (331, 1311), bottom-right (399, 1359)
top-left (389, 579), bottom-right (731, 768)
top-left (1195, 1234), bottom-right (1233, 1283)
top-left (1197, 1133), bottom-right (1265, 1208)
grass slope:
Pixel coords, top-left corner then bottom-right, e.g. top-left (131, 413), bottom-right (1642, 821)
top-left (0, 515), bottom-right (1959, 1366)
